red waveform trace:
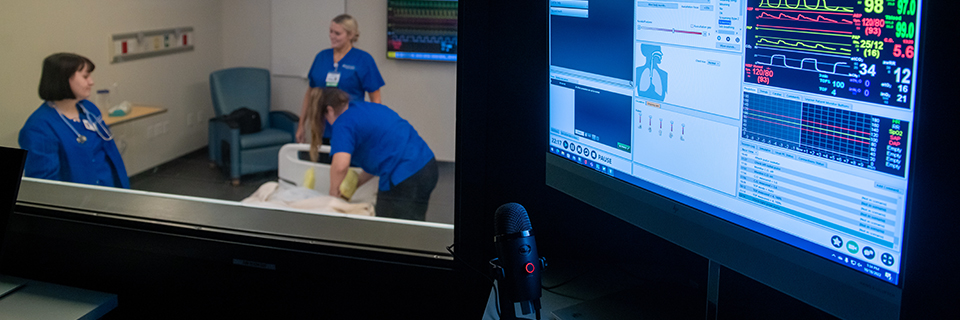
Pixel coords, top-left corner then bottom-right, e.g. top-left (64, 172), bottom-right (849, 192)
top-left (746, 107), bottom-right (871, 136)
top-left (752, 7), bottom-right (854, 16)
top-left (757, 24), bottom-right (852, 35)
top-left (757, 12), bottom-right (853, 24)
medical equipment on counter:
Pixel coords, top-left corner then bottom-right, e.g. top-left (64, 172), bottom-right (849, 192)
top-left (108, 101), bottom-right (131, 117)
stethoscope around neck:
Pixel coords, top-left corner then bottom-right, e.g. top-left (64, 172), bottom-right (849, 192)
top-left (49, 101), bottom-right (114, 144)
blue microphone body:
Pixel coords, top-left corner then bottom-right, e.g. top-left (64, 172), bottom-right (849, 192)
top-left (495, 203), bottom-right (543, 316)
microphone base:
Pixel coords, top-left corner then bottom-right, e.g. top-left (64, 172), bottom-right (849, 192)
top-left (487, 279), bottom-right (543, 320)
top-left (518, 299), bottom-right (537, 315)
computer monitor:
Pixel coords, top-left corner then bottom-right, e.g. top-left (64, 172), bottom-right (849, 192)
top-left (546, 1), bottom-right (926, 318)
top-left (386, 0), bottom-right (458, 62)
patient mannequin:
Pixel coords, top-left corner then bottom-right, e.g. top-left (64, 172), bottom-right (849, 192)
top-left (241, 180), bottom-right (376, 216)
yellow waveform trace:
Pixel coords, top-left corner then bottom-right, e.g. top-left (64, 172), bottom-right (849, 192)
top-left (758, 0), bottom-right (854, 13)
top-left (757, 38), bottom-right (844, 52)
top-left (761, 36), bottom-right (850, 48)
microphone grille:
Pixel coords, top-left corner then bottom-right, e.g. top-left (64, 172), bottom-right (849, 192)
top-left (495, 202), bottom-right (532, 235)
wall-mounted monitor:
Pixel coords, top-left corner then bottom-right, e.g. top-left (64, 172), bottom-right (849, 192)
top-left (547, 0), bottom-right (924, 318)
top-left (387, 0), bottom-right (458, 62)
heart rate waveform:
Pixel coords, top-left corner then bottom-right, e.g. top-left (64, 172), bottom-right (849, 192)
top-left (745, 0), bottom-right (919, 108)
top-left (758, 0), bottom-right (854, 12)
top-left (741, 92), bottom-right (908, 176)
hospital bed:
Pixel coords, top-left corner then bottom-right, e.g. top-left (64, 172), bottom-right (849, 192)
top-left (240, 143), bottom-right (379, 216)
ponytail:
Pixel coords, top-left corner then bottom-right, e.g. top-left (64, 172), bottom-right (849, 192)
top-left (306, 87), bottom-right (350, 162)
top-left (306, 87), bottom-right (324, 163)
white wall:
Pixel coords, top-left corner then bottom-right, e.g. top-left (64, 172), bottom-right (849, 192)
top-left (0, 0), bottom-right (225, 175)
top-left (222, 0), bottom-right (272, 69)
top-left (0, 0), bottom-right (456, 178)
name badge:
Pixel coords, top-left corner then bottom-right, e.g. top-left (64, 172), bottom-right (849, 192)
top-left (326, 71), bottom-right (341, 87)
top-left (83, 119), bottom-right (97, 132)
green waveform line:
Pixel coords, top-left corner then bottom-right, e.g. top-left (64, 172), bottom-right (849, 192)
top-left (758, 44), bottom-right (851, 55)
top-left (746, 112), bottom-right (869, 140)
top-left (756, 38), bottom-right (850, 55)
top-left (760, 36), bottom-right (851, 47)
top-left (758, 0), bottom-right (854, 12)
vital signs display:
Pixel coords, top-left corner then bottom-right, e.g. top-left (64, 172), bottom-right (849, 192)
top-left (548, 0), bottom-right (921, 289)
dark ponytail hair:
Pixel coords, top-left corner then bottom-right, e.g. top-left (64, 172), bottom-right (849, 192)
top-left (306, 87), bottom-right (350, 162)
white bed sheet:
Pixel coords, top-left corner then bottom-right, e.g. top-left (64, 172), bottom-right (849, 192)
top-left (240, 143), bottom-right (379, 216)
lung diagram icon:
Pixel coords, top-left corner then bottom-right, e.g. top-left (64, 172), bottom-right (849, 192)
top-left (637, 44), bottom-right (668, 101)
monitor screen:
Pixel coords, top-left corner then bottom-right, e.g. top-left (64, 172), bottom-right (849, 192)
top-left (547, 0), bottom-right (922, 317)
top-left (387, 0), bottom-right (458, 62)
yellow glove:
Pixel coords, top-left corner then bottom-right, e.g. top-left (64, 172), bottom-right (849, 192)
top-left (339, 169), bottom-right (360, 201)
top-left (303, 167), bottom-right (316, 190)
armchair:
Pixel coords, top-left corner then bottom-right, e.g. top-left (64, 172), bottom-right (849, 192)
top-left (208, 67), bottom-right (298, 185)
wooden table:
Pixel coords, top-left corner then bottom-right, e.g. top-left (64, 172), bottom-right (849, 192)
top-left (103, 105), bottom-right (167, 126)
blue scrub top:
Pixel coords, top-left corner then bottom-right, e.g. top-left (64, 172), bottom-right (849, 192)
top-left (330, 101), bottom-right (434, 191)
top-left (308, 48), bottom-right (385, 138)
top-left (308, 48), bottom-right (385, 103)
top-left (18, 100), bottom-right (130, 188)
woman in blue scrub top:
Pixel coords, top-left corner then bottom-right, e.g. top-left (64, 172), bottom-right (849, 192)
top-left (307, 88), bottom-right (437, 221)
top-left (297, 14), bottom-right (386, 143)
top-left (19, 53), bottom-right (129, 188)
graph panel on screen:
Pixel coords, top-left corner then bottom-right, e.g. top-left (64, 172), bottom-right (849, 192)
top-left (547, 0), bottom-right (921, 305)
top-left (386, 0), bottom-right (458, 62)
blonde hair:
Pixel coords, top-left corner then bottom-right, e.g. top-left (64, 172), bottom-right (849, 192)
top-left (305, 87), bottom-right (351, 162)
top-left (333, 14), bottom-right (360, 43)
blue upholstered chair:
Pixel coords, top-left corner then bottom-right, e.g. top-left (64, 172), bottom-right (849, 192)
top-left (208, 67), bottom-right (298, 185)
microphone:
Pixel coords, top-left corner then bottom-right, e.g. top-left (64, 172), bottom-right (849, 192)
top-left (493, 203), bottom-right (544, 319)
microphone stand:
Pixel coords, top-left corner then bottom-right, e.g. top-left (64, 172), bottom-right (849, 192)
top-left (490, 258), bottom-right (543, 320)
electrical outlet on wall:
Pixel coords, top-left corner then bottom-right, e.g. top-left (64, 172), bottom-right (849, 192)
top-left (145, 121), bottom-right (169, 139)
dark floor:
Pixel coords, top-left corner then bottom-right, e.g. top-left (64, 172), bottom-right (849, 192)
top-left (129, 148), bottom-right (456, 224)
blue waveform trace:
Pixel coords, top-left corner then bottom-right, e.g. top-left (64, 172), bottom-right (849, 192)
top-left (388, 34), bottom-right (458, 45)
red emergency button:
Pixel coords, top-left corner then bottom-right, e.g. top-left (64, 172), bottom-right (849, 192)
top-left (525, 262), bottom-right (535, 274)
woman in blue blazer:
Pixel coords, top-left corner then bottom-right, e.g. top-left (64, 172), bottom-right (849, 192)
top-left (19, 53), bottom-right (129, 188)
